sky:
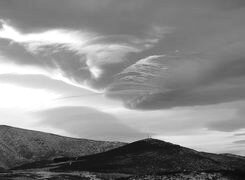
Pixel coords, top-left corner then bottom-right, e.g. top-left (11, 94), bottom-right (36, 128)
top-left (0, 0), bottom-right (245, 155)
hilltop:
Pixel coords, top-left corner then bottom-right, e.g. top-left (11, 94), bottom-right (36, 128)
top-left (48, 138), bottom-right (245, 175)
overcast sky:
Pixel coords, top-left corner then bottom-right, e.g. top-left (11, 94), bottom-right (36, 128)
top-left (0, 0), bottom-right (245, 155)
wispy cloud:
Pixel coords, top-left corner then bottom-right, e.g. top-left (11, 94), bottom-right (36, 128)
top-left (108, 45), bottom-right (245, 109)
top-left (0, 20), bottom-right (92, 53)
top-left (0, 20), bottom-right (167, 90)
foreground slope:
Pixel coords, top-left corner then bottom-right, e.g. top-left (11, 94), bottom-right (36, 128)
top-left (50, 138), bottom-right (245, 175)
top-left (0, 125), bottom-right (125, 169)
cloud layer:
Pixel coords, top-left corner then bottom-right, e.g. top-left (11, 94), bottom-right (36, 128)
top-left (108, 52), bottom-right (245, 109)
top-left (0, 0), bottom-right (245, 109)
top-left (35, 106), bottom-right (148, 142)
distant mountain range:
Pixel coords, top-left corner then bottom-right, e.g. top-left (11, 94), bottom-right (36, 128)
top-left (0, 125), bottom-right (125, 169)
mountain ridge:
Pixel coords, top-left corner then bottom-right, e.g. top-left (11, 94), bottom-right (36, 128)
top-left (0, 125), bottom-right (126, 169)
top-left (46, 138), bottom-right (245, 175)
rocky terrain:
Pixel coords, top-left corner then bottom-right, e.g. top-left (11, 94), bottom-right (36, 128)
top-left (0, 125), bottom-right (125, 169)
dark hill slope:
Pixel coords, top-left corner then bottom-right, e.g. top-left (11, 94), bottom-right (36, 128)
top-left (52, 138), bottom-right (245, 175)
top-left (0, 125), bottom-right (125, 169)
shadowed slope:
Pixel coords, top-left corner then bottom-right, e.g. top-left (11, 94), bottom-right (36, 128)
top-left (51, 138), bottom-right (245, 175)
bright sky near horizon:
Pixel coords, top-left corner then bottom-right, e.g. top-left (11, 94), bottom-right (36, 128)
top-left (0, 0), bottom-right (245, 155)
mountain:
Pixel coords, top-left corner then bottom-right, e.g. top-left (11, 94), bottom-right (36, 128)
top-left (0, 125), bottom-right (125, 169)
top-left (38, 138), bottom-right (245, 175)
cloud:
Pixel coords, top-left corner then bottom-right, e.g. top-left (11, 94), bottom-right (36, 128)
top-left (0, 0), bottom-right (245, 110)
top-left (107, 46), bottom-right (245, 109)
top-left (207, 118), bottom-right (245, 132)
top-left (0, 73), bottom-right (123, 113)
top-left (35, 106), bottom-right (148, 141)
top-left (207, 107), bottom-right (245, 132)
top-left (234, 133), bottom-right (245, 136)
top-left (0, 51), bottom-right (101, 92)
top-left (112, 101), bottom-right (241, 135)
top-left (0, 0), bottom-right (168, 35)
top-left (233, 140), bottom-right (245, 144)
top-left (0, 20), bottom-right (92, 53)
top-left (0, 74), bottom-right (91, 95)
top-left (0, 20), bottom-right (166, 92)
top-left (102, 0), bottom-right (245, 110)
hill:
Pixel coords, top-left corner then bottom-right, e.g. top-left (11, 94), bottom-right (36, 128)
top-left (0, 125), bottom-right (125, 169)
top-left (46, 138), bottom-right (245, 175)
